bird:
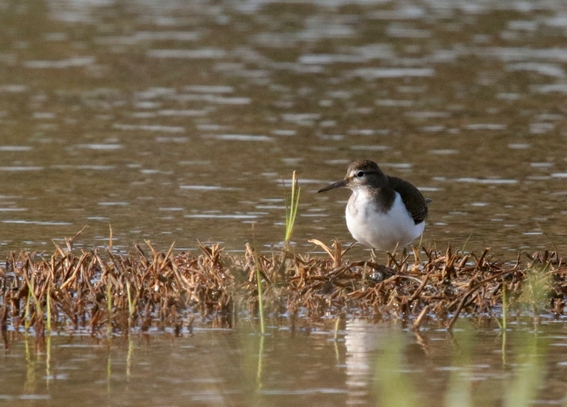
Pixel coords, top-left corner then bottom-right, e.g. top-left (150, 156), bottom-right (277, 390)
top-left (317, 159), bottom-right (429, 253)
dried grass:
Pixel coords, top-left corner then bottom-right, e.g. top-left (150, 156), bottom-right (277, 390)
top-left (1, 239), bottom-right (566, 339)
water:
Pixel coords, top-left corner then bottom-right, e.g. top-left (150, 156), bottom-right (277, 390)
top-left (0, 0), bottom-right (566, 257)
top-left (1, 321), bottom-right (567, 407)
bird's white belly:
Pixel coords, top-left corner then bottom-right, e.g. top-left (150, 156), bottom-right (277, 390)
top-left (345, 191), bottom-right (424, 251)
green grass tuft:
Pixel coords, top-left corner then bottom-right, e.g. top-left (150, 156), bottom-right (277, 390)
top-left (284, 171), bottom-right (301, 245)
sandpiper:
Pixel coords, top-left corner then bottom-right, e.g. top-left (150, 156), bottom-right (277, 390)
top-left (318, 159), bottom-right (429, 252)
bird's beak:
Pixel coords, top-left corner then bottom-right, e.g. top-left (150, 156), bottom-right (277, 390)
top-left (317, 179), bottom-right (348, 193)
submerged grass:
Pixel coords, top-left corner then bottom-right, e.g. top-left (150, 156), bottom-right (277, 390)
top-left (0, 239), bottom-right (567, 338)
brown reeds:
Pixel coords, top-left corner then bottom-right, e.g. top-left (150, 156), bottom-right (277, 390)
top-left (0, 240), bottom-right (566, 339)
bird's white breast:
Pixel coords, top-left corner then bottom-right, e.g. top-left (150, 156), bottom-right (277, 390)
top-left (345, 188), bottom-right (425, 251)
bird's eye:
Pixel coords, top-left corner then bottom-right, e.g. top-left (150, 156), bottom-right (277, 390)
top-left (356, 171), bottom-right (365, 178)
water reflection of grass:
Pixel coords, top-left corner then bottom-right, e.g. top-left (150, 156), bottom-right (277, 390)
top-left (374, 330), bottom-right (419, 407)
top-left (373, 326), bottom-right (550, 407)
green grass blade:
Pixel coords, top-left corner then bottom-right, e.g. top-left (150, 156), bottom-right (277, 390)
top-left (46, 283), bottom-right (51, 333)
top-left (255, 258), bottom-right (265, 335)
top-left (284, 171), bottom-right (301, 244)
top-left (107, 282), bottom-right (112, 338)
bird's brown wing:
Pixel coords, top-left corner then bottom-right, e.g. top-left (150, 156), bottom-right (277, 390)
top-left (387, 176), bottom-right (429, 224)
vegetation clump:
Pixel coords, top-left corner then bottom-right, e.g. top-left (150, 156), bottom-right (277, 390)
top-left (0, 239), bottom-right (565, 339)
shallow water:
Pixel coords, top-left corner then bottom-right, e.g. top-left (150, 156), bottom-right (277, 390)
top-left (2, 320), bottom-right (567, 407)
top-left (0, 0), bottom-right (566, 258)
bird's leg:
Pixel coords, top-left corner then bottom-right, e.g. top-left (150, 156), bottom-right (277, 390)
top-left (371, 248), bottom-right (378, 263)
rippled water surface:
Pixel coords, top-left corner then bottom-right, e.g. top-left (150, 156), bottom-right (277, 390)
top-left (2, 321), bottom-right (567, 406)
top-left (1, 1), bottom-right (567, 257)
